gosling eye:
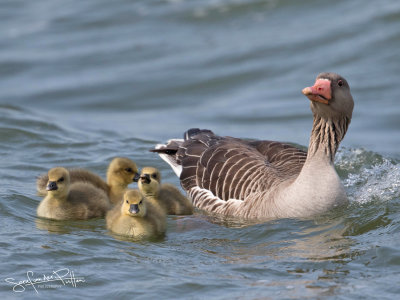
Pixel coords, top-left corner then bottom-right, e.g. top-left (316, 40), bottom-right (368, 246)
top-left (139, 200), bottom-right (143, 205)
top-left (151, 173), bottom-right (157, 179)
top-left (126, 200), bottom-right (129, 204)
top-left (338, 80), bottom-right (343, 87)
top-left (125, 168), bottom-right (133, 173)
top-left (58, 177), bottom-right (64, 182)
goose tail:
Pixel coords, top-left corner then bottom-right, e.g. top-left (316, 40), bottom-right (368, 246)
top-left (150, 139), bottom-right (183, 177)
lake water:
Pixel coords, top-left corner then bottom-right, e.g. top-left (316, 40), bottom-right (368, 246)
top-left (1, 0), bottom-right (399, 299)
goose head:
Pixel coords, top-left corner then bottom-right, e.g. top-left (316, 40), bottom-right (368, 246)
top-left (141, 167), bottom-right (161, 184)
top-left (302, 72), bottom-right (354, 121)
top-left (122, 190), bottom-right (147, 217)
top-left (138, 173), bottom-right (160, 197)
top-left (107, 157), bottom-right (140, 187)
top-left (46, 167), bottom-right (70, 197)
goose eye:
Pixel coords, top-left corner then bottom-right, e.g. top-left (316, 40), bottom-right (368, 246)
top-left (338, 80), bottom-right (343, 87)
top-left (58, 177), bottom-right (64, 182)
top-left (125, 168), bottom-right (133, 173)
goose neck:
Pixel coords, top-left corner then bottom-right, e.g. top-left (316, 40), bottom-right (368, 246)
top-left (307, 115), bottom-right (350, 163)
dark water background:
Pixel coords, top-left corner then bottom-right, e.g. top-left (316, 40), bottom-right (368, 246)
top-left (1, 0), bottom-right (399, 299)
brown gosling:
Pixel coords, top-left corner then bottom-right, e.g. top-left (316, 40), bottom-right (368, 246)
top-left (37, 167), bottom-right (110, 220)
top-left (139, 167), bottom-right (193, 215)
top-left (36, 157), bottom-right (140, 204)
top-left (106, 189), bottom-right (166, 238)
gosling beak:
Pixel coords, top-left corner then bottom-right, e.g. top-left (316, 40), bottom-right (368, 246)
top-left (46, 181), bottom-right (58, 191)
top-left (140, 174), bottom-right (151, 184)
top-left (302, 78), bottom-right (332, 105)
top-left (129, 204), bottom-right (139, 214)
top-left (133, 173), bottom-right (140, 182)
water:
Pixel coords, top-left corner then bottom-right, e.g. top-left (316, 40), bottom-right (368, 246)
top-left (1, 0), bottom-right (399, 298)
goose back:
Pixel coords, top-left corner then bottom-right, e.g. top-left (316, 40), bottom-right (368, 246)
top-left (176, 129), bottom-right (307, 202)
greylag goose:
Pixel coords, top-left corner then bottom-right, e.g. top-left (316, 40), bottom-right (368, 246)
top-left (37, 157), bottom-right (140, 204)
top-left (151, 72), bottom-right (354, 220)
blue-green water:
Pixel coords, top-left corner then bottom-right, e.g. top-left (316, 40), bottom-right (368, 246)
top-left (1, 0), bottom-right (399, 299)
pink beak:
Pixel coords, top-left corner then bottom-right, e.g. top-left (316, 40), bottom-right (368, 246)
top-left (302, 78), bottom-right (332, 104)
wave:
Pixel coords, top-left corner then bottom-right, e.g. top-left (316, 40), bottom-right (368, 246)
top-left (336, 147), bottom-right (400, 203)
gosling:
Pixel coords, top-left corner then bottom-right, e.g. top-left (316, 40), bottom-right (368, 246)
top-left (106, 189), bottom-right (166, 239)
top-left (140, 167), bottom-right (193, 215)
top-left (138, 174), bottom-right (168, 218)
top-left (36, 157), bottom-right (140, 204)
top-left (37, 167), bottom-right (110, 220)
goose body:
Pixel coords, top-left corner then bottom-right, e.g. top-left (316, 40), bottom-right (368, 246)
top-left (37, 167), bottom-right (110, 220)
top-left (151, 73), bottom-right (354, 220)
top-left (106, 189), bottom-right (166, 238)
top-left (140, 167), bottom-right (193, 215)
top-left (36, 157), bottom-right (140, 204)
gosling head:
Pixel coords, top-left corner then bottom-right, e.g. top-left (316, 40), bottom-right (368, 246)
top-left (302, 72), bottom-right (354, 121)
top-left (138, 173), bottom-right (160, 197)
top-left (122, 190), bottom-right (147, 217)
top-left (46, 167), bottom-right (70, 197)
top-left (107, 157), bottom-right (140, 187)
top-left (141, 167), bottom-right (161, 183)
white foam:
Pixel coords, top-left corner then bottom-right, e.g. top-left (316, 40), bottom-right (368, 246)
top-left (343, 155), bottom-right (400, 203)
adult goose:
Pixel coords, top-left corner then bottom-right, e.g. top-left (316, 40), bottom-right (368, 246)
top-left (151, 73), bottom-right (354, 220)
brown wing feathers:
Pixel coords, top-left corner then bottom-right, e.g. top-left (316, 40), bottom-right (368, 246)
top-left (153, 128), bottom-right (308, 203)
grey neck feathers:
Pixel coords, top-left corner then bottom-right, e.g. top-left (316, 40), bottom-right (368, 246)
top-left (307, 114), bottom-right (350, 162)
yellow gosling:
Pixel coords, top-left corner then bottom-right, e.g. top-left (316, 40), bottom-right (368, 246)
top-left (137, 173), bottom-right (167, 218)
top-left (37, 167), bottom-right (110, 220)
top-left (140, 167), bottom-right (193, 215)
top-left (106, 189), bottom-right (166, 239)
top-left (36, 157), bottom-right (140, 204)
